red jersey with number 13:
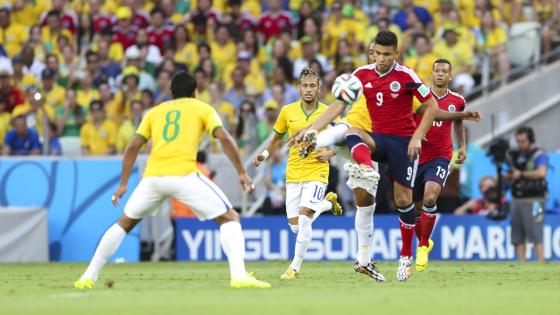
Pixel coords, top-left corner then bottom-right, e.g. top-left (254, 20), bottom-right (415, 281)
top-left (415, 89), bottom-right (466, 165)
top-left (353, 62), bottom-right (432, 137)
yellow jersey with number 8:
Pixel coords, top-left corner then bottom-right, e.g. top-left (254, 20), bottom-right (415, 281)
top-left (273, 101), bottom-right (332, 184)
top-left (136, 98), bottom-right (223, 177)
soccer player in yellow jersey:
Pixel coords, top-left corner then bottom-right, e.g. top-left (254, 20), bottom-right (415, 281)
top-left (74, 72), bottom-right (270, 289)
top-left (252, 68), bottom-right (342, 280)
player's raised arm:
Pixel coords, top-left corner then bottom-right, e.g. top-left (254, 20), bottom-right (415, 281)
top-left (417, 105), bottom-right (482, 122)
top-left (214, 127), bottom-right (254, 193)
top-left (113, 135), bottom-right (147, 207)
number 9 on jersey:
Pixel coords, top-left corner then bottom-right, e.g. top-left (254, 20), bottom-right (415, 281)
top-left (332, 74), bottom-right (363, 105)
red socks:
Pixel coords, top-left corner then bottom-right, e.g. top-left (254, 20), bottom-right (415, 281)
top-left (419, 205), bottom-right (437, 247)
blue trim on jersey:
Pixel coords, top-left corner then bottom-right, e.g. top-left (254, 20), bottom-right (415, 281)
top-left (196, 173), bottom-right (231, 211)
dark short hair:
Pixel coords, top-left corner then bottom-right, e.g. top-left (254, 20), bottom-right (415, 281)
top-left (516, 126), bottom-right (535, 143)
top-left (433, 58), bottom-right (452, 71)
top-left (374, 31), bottom-right (398, 48)
top-left (150, 7), bottom-right (165, 16)
top-left (171, 71), bottom-right (197, 99)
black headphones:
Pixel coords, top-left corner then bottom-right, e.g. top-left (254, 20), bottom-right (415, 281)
top-left (517, 126), bottom-right (535, 144)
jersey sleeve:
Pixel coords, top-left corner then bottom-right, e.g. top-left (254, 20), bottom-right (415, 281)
top-left (272, 107), bottom-right (287, 134)
top-left (136, 110), bottom-right (152, 140)
top-left (405, 69), bottom-right (432, 103)
top-left (535, 153), bottom-right (549, 169)
top-left (204, 108), bottom-right (224, 138)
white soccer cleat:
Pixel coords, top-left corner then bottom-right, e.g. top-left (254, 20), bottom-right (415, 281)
top-left (396, 256), bottom-right (413, 282)
top-left (344, 162), bottom-right (380, 183)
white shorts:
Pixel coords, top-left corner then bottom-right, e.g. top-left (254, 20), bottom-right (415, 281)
top-left (285, 181), bottom-right (328, 219)
top-left (124, 172), bottom-right (232, 221)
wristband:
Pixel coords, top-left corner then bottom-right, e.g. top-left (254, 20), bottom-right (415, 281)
top-left (261, 149), bottom-right (270, 159)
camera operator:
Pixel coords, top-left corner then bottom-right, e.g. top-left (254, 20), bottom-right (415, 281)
top-left (505, 127), bottom-right (548, 262)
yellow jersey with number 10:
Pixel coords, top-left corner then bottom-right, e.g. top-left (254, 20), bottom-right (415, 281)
top-left (273, 101), bottom-right (331, 184)
top-left (136, 98), bottom-right (223, 177)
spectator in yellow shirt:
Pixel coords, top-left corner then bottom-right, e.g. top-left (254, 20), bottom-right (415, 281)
top-left (116, 100), bottom-right (144, 153)
top-left (323, 2), bottom-right (356, 58)
top-left (41, 10), bottom-right (74, 54)
top-left (80, 100), bottom-right (117, 156)
top-left (11, 55), bottom-right (37, 91)
top-left (210, 24), bottom-right (237, 81)
top-left (0, 8), bottom-right (28, 57)
top-left (173, 25), bottom-right (198, 71)
top-left (477, 10), bottom-right (510, 86)
top-left (76, 75), bottom-right (100, 110)
top-left (41, 69), bottom-right (66, 111)
top-left (404, 34), bottom-right (438, 84)
top-left (434, 28), bottom-right (476, 94)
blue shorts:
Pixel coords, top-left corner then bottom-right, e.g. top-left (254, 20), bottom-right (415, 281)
top-left (370, 133), bottom-right (419, 189)
top-left (413, 158), bottom-right (451, 202)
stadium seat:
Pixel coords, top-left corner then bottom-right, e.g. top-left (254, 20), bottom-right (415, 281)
top-left (508, 22), bottom-right (541, 67)
top-left (58, 137), bottom-right (82, 156)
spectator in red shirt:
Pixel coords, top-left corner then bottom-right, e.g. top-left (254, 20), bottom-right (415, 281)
top-left (123, 0), bottom-right (150, 29)
top-left (39, 0), bottom-right (78, 33)
top-left (0, 69), bottom-right (24, 113)
top-left (112, 6), bottom-right (139, 49)
top-left (90, 0), bottom-right (113, 32)
top-left (258, 0), bottom-right (292, 43)
top-left (147, 8), bottom-right (175, 54)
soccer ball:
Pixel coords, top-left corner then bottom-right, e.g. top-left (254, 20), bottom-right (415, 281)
top-left (332, 74), bottom-right (363, 104)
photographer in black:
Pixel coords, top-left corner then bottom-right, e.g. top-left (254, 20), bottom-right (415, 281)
top-left (505, 127), bottom-right (548, 262)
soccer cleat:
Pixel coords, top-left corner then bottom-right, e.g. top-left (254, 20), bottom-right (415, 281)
top-left (325, 192), bottom-right (343, 216)
top-left (416, 239), bottom-right (435, 272)
top-left (415, 246), bottom-right (429, 272)
top-left (299, 130), bottom-right (318, 158)
top-left (280, 267), bottom-right (299, 280)
top-left (73, 276), bottom-right (95, 289)
top-left (396, 256), bottom-right (413, 282)
top-left (353, 261), bottom-right (386, 282)
top-left (230, 273), bottom-right (271, 289)
top-left (344, 162), bottom-right (380, 183)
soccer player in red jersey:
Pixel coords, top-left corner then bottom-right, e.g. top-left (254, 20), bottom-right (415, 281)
top-left (295, 31), bottom-right (439, 281)
top-left (412, 59), bottom-right (478, 272)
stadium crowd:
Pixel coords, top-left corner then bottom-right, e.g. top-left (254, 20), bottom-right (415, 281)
top-left (1, 0), bottom-right (559, 157)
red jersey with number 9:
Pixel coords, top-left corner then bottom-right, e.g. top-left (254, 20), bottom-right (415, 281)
top-left (352, 62), bottom-right (432, 137)
top-left (415, 89), bottom-right (466, 165)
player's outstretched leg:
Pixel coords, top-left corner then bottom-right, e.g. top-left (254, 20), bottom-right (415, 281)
top-left (74, 215), bottom-right (139, 289)
top-left (217, 210), bottom-right (271, 289)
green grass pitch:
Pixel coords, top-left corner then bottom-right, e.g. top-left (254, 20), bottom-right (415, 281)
top-left (0, 261), bottom-right (559, 315)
